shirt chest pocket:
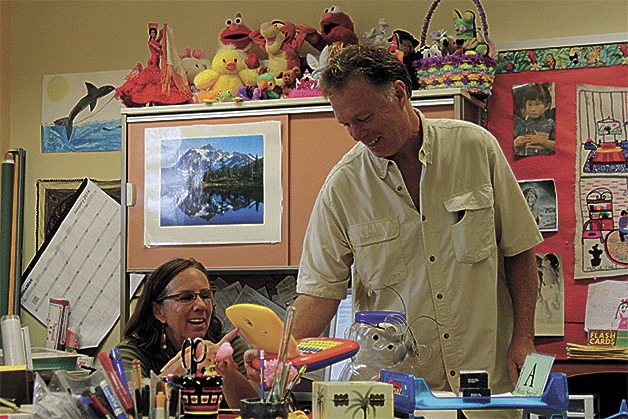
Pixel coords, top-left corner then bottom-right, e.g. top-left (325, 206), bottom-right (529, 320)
top-left (347, 218), bottom-right (407, 288)
top-left (444, 186), bottom-right (497, 264)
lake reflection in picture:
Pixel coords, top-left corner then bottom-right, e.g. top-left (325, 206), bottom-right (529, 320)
top-left (159, 136), bottom-right (264, 227)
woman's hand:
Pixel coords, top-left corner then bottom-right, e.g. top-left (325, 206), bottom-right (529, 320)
top-left (160, 328), bottom-right (240, 377)
top-left (243, 348), bottom-right (262, 385)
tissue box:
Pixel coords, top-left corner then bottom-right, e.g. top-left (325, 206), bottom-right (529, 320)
top-left (311, 381), bottom-right (393, 419)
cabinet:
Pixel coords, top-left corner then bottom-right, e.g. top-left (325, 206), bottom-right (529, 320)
top-left (120, 88), bottom-right (483, 325)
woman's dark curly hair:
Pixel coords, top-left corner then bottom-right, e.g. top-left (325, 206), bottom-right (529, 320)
top-left (124, 258), bottom-right (223, 351)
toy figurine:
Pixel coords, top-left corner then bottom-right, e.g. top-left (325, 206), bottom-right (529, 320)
top-left (116, 23), bottom-right (192, 107)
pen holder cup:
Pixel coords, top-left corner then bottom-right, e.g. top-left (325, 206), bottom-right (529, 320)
top-left (240, 398), bottom-right (290, 419)
top-left (180, 374), bottom-right (223, 417)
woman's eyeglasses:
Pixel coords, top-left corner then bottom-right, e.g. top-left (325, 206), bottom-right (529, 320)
top-left (157, 289), bottom-right (212, 304)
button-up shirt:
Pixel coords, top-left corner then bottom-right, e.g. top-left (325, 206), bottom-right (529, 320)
top-left (297, 111), bottom-right (542, 395)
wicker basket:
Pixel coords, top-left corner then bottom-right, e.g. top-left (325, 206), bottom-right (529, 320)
top-left (413, 0), bottom-right (496, 98)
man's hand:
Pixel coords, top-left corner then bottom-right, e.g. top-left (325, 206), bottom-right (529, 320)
top-left (506, 335), bottom-right (536, 386)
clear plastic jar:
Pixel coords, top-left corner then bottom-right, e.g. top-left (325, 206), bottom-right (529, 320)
top-left (339, 311), bottom-right (413, 381)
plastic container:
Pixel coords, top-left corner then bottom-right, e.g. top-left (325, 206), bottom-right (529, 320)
top-left (339, 311), bottom-right (429, 381)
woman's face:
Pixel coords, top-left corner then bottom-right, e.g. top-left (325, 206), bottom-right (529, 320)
top-left (152, 267), bottom-right (213, 350)
top-left (526, 191), bottom-right (537, 207)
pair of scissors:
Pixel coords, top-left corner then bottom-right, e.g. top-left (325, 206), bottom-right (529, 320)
top-left (181, 337), bottom-right (207, 376)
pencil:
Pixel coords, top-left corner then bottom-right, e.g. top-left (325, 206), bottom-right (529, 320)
top-left (259, 350), bottom-right (265, 401)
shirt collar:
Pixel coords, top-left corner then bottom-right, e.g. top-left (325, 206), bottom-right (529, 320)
top-left (365, 109), bottom-right (432, 178)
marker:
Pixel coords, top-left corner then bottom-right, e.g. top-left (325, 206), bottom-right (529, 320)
top-left (98, 352), bottom-right (134, 413)
top-left (93, 386), bottom-right (115, 418)
top-left (76, 395), bottom-right (100, 418)
top-left (99, 380), bottom-right (128, 419)
top-left (109, 348), bottom-right (130, 395)
top-left (259, 349), bottom-right (265, 401)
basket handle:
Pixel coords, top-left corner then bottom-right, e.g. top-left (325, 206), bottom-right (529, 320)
top-left (420, 0), bottom-right (492, 49)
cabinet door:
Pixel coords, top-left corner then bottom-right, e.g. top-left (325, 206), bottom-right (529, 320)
top-left (126, 115), bottom-right (290, 269)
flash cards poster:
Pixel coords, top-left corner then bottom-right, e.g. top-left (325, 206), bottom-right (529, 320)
top-left (575, 85), bottom-right (628, 278)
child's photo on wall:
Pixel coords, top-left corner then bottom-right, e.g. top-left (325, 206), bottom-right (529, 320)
top-left (513, 82), bottom-right (556, 156)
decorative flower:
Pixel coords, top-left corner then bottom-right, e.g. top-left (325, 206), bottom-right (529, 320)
top-left (262, 360), bottom-right (299, 388)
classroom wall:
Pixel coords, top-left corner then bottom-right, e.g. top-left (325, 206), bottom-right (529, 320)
top-left (4, 1), bottom-right (628, 353)
top-left (0, 1), bottom-right (10, 153)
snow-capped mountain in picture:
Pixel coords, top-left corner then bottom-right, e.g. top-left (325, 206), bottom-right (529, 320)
top-left (165, 143), bottom-right (257, 185)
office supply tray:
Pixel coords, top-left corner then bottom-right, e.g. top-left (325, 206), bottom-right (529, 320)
top-left (380, 370), bottom-right (568, 416)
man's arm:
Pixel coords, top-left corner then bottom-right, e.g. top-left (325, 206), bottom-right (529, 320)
top-left (504, 248), bottom-right (538, 386)
top-left (292, 295), bottom-right (341, 339)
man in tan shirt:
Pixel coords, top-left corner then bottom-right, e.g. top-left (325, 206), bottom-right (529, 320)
top-left (293, 45), bottom-right (542, 415)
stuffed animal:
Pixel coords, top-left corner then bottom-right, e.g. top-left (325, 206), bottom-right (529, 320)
top-left (236, 73), bottom-right (281, 101)
top-left (363, 17), bottom-right (389, 47)
top-left (451, 9), bottom-right (488, 55)
top-left (219, 12), bottom-right (261, 69)
top-left (306, 45), bottom-right (330, 81)
top-left (211, 90), bottom-right (243, 103)
top-left (316, 5), bottom-right (359, 57)
top-left (179, 48), bottom-right (211, 89)
top-left (287, 69), bottom-right (323, 98)
top-left (194, 45), bottom-right (259, 101)
top-left (249, 19), bottom-right (320, 75)
top-left (276, 66), bottom-right (301, 97)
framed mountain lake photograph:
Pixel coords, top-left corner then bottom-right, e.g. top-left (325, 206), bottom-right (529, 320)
top-left (143, 121), bottom-right (282, 246)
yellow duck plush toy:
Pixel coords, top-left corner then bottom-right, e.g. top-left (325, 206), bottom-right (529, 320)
top-left (194, 45), bottom-right (259, 102)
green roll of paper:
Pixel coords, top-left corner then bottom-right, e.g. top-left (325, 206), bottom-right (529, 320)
top-left (0, 158), bottom-right (15, 318)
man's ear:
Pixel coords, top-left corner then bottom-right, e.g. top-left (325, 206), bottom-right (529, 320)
top-left (393, 80), bottom-right (409, 105)
top-left (152, 301), bottom-right (166, 324)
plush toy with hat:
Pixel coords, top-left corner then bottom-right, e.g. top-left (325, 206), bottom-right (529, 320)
top-left (387, 29), bottom-right (421, 90)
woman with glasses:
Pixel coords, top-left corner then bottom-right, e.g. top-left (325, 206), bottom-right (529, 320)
top-left (116, 258), bottom-right (258, 407)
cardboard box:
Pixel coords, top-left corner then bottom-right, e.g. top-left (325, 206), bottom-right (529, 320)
top-left (311, 381), bottom-right (394, 419)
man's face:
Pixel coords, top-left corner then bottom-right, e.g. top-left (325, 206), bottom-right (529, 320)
top-left (525, 99), bottom-right (548, 119)
top-left (329, 78), bottom-right (409, 159)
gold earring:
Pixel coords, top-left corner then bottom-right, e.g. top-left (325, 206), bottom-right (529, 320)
top-left (161, 323), bottom-right (167, 350)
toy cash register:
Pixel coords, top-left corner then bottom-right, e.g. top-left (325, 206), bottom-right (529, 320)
top-left (225, 304), bottom-right (359, 372)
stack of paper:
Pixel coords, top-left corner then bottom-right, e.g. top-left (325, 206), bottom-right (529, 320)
top-left (566, 343), bottom-right (628, 360)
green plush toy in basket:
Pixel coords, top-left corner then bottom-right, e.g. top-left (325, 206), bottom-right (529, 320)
top-left (413, 0), bottom-right (496, 98)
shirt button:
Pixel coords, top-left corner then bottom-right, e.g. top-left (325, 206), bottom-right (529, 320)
top-left (450, 370), bottom-right (456, 377)
top-left (443, 333), bottom-right (450, 339)
top-left (429, 256), bottom-right (436, 262)
top-left (437, 293), bottom-right (443, 299)
top-left (396, 185), bottom-right (403, 191)
top-left (422, 215), bottom-right (426, 221)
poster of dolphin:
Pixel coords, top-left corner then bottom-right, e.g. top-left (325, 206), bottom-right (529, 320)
top-left (41, 70), bottom-right (128, 153)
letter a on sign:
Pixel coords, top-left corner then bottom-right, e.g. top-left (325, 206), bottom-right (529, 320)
top-left (513, 353), bottom-right (555, 396)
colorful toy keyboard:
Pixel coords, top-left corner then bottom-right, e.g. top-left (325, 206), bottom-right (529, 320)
top-left (225, 303), bottom-right (359, 372)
